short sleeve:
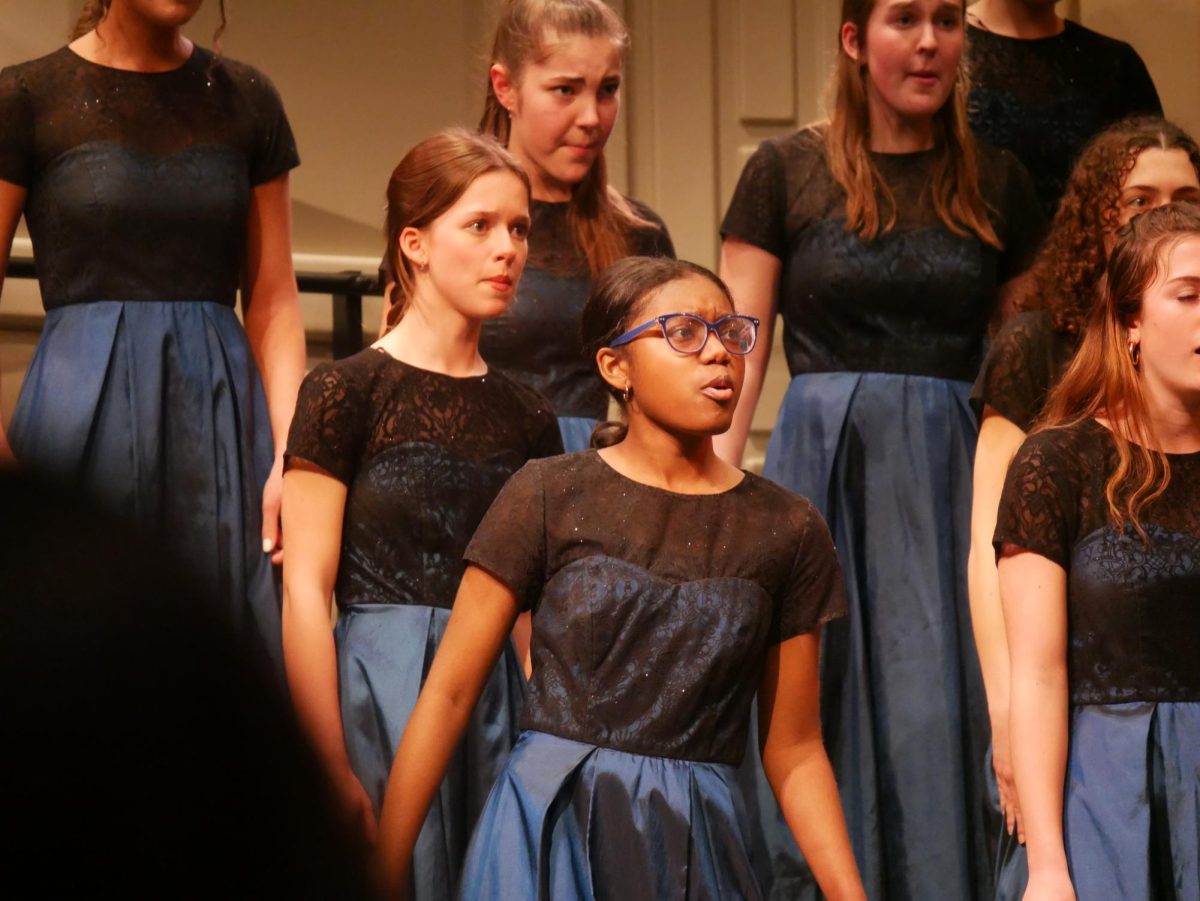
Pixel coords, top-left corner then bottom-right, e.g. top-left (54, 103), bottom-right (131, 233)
top-left (771, 500), bottom-right (847, 644)
top-left (243, 67), bottom-right (299, 185)
top-left (1116, 45), bottom-right (1162, 118)
top-left (971, 312), bottom-right (1057, 431)
top-left (284, 363), bottom-right (367, 485)
top-left (720, 139), bottom-right (787, 259)
top-left (993, 430), bottom-right (1080, 567)
top-left (464, 461), bottom-right (547, 612)
top-left (994, 151), bottom-right (1046, 284)
top-left (627, 199), bottom-right (677, 259)
top-left (0, 66), bottom-right (34, 187)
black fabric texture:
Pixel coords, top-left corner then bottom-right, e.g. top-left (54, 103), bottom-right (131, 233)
top-left (970, 309), bottom-right (1077, 430)
top-left (995, 419), bottom-right (1200, 705)
top-left (285, 347), bottom-right (562, 610)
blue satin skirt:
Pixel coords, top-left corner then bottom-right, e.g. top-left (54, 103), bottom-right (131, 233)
top-left (335, 603), bottom-right (524, 901)
top-left (9, 300), bottom-right (281, 670)
top-left (557, 416), bottom-right (599, 453)
top-left (746, 372), bottom-right (994, 900)
top-left (1062, 702), bottom-right (1200, 900)
top-left (460, 730), bottom-right (762, 900)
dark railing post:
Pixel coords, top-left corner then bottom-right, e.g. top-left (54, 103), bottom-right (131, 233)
top-left (331, 291), bottom-right (364, 359)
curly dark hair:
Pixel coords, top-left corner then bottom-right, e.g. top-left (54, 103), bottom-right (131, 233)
top-left (1025, 117), bottom-right (1200, 337)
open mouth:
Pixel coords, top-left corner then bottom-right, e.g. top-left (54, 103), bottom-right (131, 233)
top-left (701, 376), bottom-right (734, 402)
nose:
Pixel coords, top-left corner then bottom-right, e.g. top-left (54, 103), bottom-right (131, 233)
top-left (576, 92), bottom-right (601, 129)
top-left (697, 326), bottom-right (732, 363)
top-left (492, 228), bottom-right (518, 261)
top-left (916, 21), bottom-right (938, 53)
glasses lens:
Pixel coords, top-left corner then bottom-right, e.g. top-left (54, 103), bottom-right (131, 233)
top-left (661, 315), bottom-right (706, 353)
top-left (718, 317), bottom-right (756, 354)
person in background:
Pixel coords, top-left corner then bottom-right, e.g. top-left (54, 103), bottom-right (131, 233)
top-left (966, 0), bottom-right (1162, 217)
top-left (374, 255), bottom-right (865, 901)
top-left (967, 115), bottom-right (1200, 899)
top-left (996, 201), bottom-right (1200, 901)
top-left (717, 1), bottom-right (1044, 897)
top-left (282, 128), bottom-right (561, 900)
top-left (478, 0), bottom-right (675, 451)
top-left (0, 0), bottom-right (306, 671)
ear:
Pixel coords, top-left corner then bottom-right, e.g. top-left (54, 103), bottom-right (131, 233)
top-left (398, 226), bottom-right (427, 271)
top-left (841, 22), bottom-right (861, 61)
top-left (595, 346), bottom-right (630, 396)
top-left (1126, 316), bottom-right (1142, 346)
top-left (490, 63), bottom-right (518, 114)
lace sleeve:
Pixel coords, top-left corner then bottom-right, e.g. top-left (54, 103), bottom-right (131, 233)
top-left (464, 461), bottom-right (547, 612)
top-left (1116, 44), bottom-right (1162, 117)
top-left (994, 150), bottom-right (1045, 285)
top-left (0, 66), bottom-right (33, 187)
top-left (284, 362), bottom-right (368, 485)
top-left (720, 138), bottom-right (787, 258)
top-left (993, 429), bottom-right (1080, 567)
top-left (771, 497), bottom-right (847, 644)
top-left (972, 312), bottom-right (1055, 431)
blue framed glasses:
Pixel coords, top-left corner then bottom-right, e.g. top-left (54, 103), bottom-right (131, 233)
top-left (608, 313), bottom-right (761, 355)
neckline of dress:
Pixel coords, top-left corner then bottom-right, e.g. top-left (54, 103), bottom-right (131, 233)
top-left (589, 450), bottom-right (749, 499)
top-left (64, 43), bottom-right (199, 76)
top-left (369, 346), bottom-right (489, 382)
top-left (966, 18), bottom-right (1074, 45)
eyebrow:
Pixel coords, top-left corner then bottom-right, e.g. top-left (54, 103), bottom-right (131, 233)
top-left (1164, 274), bottom-right (1200, 286)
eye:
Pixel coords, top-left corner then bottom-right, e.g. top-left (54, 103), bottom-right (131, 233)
top-left (510, 221), bottom-right (529, 240)
top-left (467, 219), bottom-right (487, 233)
top-left (600, 80), bottom-right (621, 97)
top-left (551, 84), bottom-right (574, 96)
top-left (666, 321), bottom-right (699, 342)
top-left (1127, 196), bottom-right (1149, 208)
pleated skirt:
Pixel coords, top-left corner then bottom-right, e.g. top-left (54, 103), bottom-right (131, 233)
top-left (745, 371), bottom-right (994, 900)
top-left (335, 603), bottom-right (525, 901)
top-left (9, 300), bottom-right (281, 670)
top-left (460, 730), bottom-right (763, 900)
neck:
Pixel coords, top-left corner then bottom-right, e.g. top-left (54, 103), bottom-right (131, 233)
top-left (970, 0), bottom-right (1064, 39)
top-left (80, 7), bottom-right (192, 71)
top-left (866, 98), bottom-right (936, 153)
top-left (600, 415), bottom-right (740, 493)
top-left (375, 293), bottom-right (486, 377)
top-left (1138, 381), bottom-right (1200, 453)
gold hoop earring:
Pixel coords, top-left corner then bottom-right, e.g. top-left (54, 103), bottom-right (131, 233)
top-left (1128, 340), bottom-right (1141, 368)
top-left (622, 384), bottom-right (632, 404)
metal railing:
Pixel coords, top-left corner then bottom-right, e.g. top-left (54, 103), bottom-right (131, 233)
top-left (2, 256), bottom-right (381, 360)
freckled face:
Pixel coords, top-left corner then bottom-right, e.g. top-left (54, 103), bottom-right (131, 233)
top-left (1129, 235), bottom-right (1200, 403)
top-left (412, 170), bottom-right (531, 321)
top-left (855, 0), bottom-right (965, 124)
top-left (499, 32), bottom-right (623, 201)
top-left (620, 276), bottom-right (746, 438)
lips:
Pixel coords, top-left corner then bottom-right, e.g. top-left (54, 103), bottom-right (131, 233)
top-left (701, 374), bottom-right (735, 402)
top-left (483, 274), bottom-right (513, 290)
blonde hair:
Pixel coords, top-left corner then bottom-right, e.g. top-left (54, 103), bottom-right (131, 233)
top-left (1040, 202), bottom-right (1200, 536)
top-left (825, 0), bottom-right (1000, 247)
top-left (480, 0), bottom-right (653, 276)
top-left (383, 128), bottom-right (530, 332)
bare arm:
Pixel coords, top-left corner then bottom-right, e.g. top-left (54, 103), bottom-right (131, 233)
top-left (966, 407), bottom-right (1027, 838)
top-left (713, 237), bottom-right (781, 467)
top-left (759, 630), bottom-right (865, 901)
top-left (375, 565), bottom-right (520, 894)
top-left (999, 549), bottom-right (1075, 901)
top-left (281, 461), bottom-right (376, 839)
top-left (242, 174), bottom-right (307, 563)
top-left (0, 180), bottom-right (28, 465)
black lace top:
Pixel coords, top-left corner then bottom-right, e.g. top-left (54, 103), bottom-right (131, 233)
top-left (971, 310), bottom-right (1076, 431)
top-left (0, 46), bottom-right (298, 309)
top-left (284, 348), bottom-right (562, 610)
top-left (479, 198), bottom-right (675, 419)
top-left (720, 127), bottom-right (1044, 382)
top-left (465, 452), bottom-right (846, 765)
top-left (967, 21), bottom-right (1161, 217)
top-left (994, 420), bottom-right (1200, 705)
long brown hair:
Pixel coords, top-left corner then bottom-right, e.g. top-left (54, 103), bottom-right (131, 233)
top-left (825, 0), bottom-right (1000, 247)
top-left (1026, 117), bottom-right (1200, 338)
top-left (383, 128), bottom-right (531, 332)
top-left (480, 0), bottom-right (651, 276)
top-left (72, 0), bottom-right (228, 46)
top-left (1040, 202), bottom-right (1200, 535)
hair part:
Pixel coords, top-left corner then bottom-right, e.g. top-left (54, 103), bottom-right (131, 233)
top-left (1039, 201), bottom-right (1200, 537)
top-left (383, 128), bottom-right (530, 331)
top-left (1025, 116), bottom-right (1200, 337)
top-left (479, 0), bottom-right (655, 276)
top-left (72, 0), bottom-right (228, 49)
top-left (824, 0), bottom-right (1000, 248)
top-left (581, 256), bottom-right (735, 448)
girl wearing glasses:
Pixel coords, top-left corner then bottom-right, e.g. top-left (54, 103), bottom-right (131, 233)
top-left (375, 256), bottom-right (866, 901)
top-left (477, 0), bottom-right (675, 451)
top-left (282, 130), bottom-right (562, 897)
top-left (0, 0), bottom-right (304, 671)
top-left (717, 1), bottom-right (1043, 898)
